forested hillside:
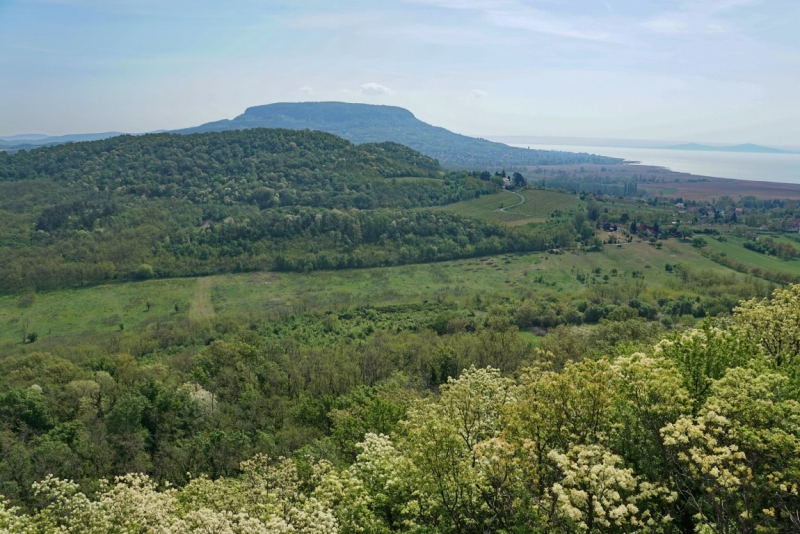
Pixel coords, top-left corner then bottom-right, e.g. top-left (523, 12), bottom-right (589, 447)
top-left (0, 128), bottom-right (585, 291)
top-left (178, 102), bottom-right (622, 169)
top-left (0, 129), bottom-right (442, 204)
top-left (1, 281), bottom-right (798, 534)
top-left (3, 118), bottom-right (799, 534)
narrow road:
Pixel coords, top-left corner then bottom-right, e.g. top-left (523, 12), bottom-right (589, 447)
top-left (495, 190), bottom-right (526, 212)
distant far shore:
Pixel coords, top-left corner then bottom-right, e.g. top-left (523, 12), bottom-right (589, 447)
top-left (526, 161), bottom-right (800, 201)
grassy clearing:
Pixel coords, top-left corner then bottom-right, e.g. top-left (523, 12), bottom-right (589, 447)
top-left (189, 277), bottom-right (216, 322)
top-left (0, 241), bottom-right (739, 353)
top-left (507, 190), bottom-right (581, 218)
top-left (701, 235), bottom-right (800, 275)
top-left (428, 191), bottom-right (538, 225)
top-left (0, 277), bottom-right (197, 351)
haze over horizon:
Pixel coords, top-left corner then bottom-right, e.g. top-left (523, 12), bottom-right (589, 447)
top-left (2, 0), bottom-right (799, 145)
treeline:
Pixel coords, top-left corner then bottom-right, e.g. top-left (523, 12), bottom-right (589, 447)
top-left (0, 130), bottom-right (524, 292)
top-left (1, 285), bottom-right (799, 533)
top-left (699, 247), bottom-right (800, 285)
top-left (0, 204), bottom-right (576, 291)
top-left (0, 130), bottom-right (456, 208)
top-left (531, 178), bottom-right (641, 197)
top-left (743, 236), bottom-right (799, 259)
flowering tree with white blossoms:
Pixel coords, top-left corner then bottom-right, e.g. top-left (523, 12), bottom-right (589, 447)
top-left (549, 444), bottom-right (674, 534)
top-left (662, 368), bottom-right (800, 534)
top-left (735, 284), bottom-right (800, 368)
top-left (4, 285), bottom-right (800, 534)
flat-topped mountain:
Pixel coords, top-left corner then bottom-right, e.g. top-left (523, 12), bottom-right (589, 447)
top-left (176, 102), bottom-right (620, 169)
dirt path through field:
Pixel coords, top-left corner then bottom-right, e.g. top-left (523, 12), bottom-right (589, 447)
top-left (496, 190), bottom-right (525, 212)
top-left (190, 277), bottom-right (216, 321)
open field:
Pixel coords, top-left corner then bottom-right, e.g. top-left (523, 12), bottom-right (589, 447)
top-left (428, 191), bottom-right (538, 225)
top-left (522, 163), bottom-right (800, 201)
top-left (701, 235), bottom-right (800, 275)
top-left (429, 189), bottom-right (581, 225)
top-left (0, 240), bottom-right (750, 353)
top-left (507, 190), bottom-right (581, 218)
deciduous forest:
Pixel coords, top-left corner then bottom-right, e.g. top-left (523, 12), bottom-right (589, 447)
top-left (1, 130), bottom-right (800, 534)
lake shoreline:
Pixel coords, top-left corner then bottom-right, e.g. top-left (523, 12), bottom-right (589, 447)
top-left (509, 143), bottom-right (800, 185)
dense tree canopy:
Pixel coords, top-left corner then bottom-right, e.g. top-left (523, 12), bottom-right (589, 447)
top-left (1, 130), bottom-right (573, 292)
top-left (1, 282), bottom-right (799, 533)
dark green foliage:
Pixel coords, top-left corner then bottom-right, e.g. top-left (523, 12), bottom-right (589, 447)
top-left (0, 129), bottom-right (441, 204)
top-left (0, 388), bottom-right (53, 433)
top-left (0, 202), bottom-right (564, 291)
top-left (0, 129), bottom-right (541, 292)
top-left (744, 237), bottom-right (799, 259)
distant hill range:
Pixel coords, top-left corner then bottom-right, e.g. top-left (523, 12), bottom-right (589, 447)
top-left (665, 143), bottom-right (797, 154)
top-left (0, 102), bottom-right (623, 169)
top-left (174, 102), bottom-right (620, 168)
top-left (2, 102), bottom-right (621, 168)
top-left (0, 132), bottom-right (122, 150)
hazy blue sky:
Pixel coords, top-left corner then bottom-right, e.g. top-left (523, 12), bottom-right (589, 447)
top-left (1, 0), bottom-right (799, 144)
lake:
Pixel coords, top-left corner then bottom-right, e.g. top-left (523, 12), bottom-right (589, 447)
top-left (508, 144), bottom-right (800, 185)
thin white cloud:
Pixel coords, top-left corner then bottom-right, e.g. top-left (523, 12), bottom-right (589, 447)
top-left (298, 86), bottom-right (314, 94)
top-left (360, 82), bottom-right (393, 96)
top-left (290, 11), bottom-right (382, 29)
top-left (374, 25), bottom-right (509, 47)
top-left (643, 17), bottom-right (688, 34)
top-left (472, 89), bottom-right (487, 98)
top-left (642, 0), bottom-right (757, 35)
top-left (487, 9), bottom-right (619, 43)
top-left (405, 0), bottom-right (519, 9)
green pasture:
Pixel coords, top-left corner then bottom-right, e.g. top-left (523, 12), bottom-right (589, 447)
top-left (429, 191), bottom-right (535, 225)
top-left (0, 241), bottom-right (741, 353)
top-left (0, 278), bottom-right (197, 351)
top-left (702, 235), bottom-right (800, 275)
top-left (507, 190), bottom-right (581, 218)
top-left (429, 189), bottom-right (584, 226)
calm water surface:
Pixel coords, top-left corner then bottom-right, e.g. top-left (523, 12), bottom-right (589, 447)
top-left (510, 144), bottom-right (800, 185)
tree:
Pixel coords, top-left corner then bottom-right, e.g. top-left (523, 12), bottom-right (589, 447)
top-left (587, 200), bottom-right (600, 221)
top-left (135, 264), bottom-right (154, 280)
top-left (663, 368), bottom-right (800, 534)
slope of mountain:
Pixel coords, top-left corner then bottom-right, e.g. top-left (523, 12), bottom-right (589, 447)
top-left (176, 102), bottom-right (621, 168)
top-left (0, 132), bottom-right (123, 151)
top-left (0, 134), bottom-right (50, 141)
top-left (666, 142), bottom-right (796, 154)
top-left (0, 128), bottom-right (523, 291)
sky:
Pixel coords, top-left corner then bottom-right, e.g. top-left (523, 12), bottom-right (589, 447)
top-left (1, 0), bottom-right (799, 145)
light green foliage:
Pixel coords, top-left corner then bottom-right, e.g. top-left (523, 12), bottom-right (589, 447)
top-left (653, 320), bottom-right (754, 408)
top-left (736, 284), bottom-right (800, 366)
top-left (3, 286), bottom-right (800, 533)
top-left (663, 368), bottom-right (800, 534)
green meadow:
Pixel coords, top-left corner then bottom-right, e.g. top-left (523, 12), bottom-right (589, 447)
top-left (702, 234), bottom-right (800, 274)
top-left (429, 189), bottom-right (583, 225)
top-left (0, 240), bottom-right (744, 353)
top-left (507, 190), bottom-right (581, 218)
